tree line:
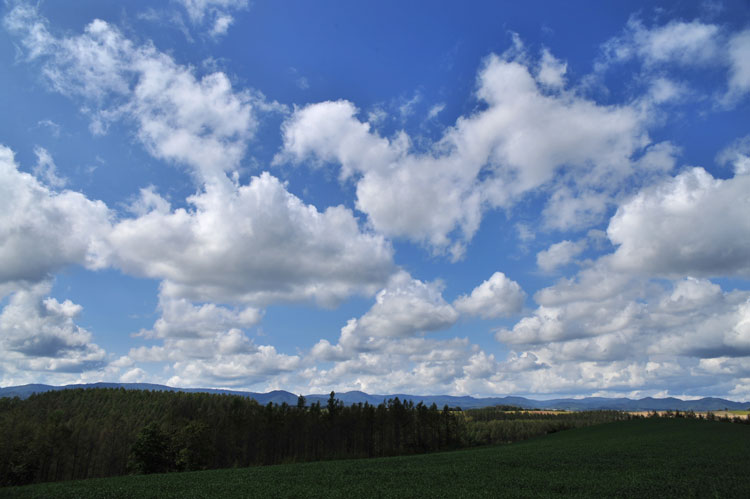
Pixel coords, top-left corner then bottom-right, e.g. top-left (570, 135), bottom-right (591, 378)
top-left (1, 388), bottom-right (659, 487)
top-left (641, 409), bottom-right (750, 424)
top-left (0, 388), bottom-right (463, 486)
top-left (463, 408), bottom-right (630, 445)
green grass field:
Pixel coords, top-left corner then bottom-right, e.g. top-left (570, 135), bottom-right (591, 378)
top-left (5, 418), bottom-right (750, 498)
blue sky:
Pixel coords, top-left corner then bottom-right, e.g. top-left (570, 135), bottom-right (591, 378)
top-left (1, 0), bottom-right (750, 399)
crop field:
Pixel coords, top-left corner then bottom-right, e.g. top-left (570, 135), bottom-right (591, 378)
top-left (5, 418), bottom-right (750, 498)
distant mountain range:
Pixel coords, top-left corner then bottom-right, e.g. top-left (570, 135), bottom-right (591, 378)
top-left (1, 382), bottom-right (748, 411)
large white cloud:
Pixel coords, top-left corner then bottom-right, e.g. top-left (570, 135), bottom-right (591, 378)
top-left (278, 49), bottom-right (658, 258)
top-left (608, 167), bottom-right (750, 277)
top-left (108, 173), bottom-right (394, 307)
top-left (0, 145), bottom-right (110, 287)
top-left (277, 99), bottom-right (478, 258)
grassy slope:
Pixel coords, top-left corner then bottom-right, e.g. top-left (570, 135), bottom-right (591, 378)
top-left (5, 418), bottom-right (750, 498)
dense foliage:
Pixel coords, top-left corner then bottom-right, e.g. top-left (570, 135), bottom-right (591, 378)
top-left (463, 407), bottom-right (629, 445)
top-left (0, 388), bottom-right (463, 485)
top-left (6, 418), bottom-right (750, 498)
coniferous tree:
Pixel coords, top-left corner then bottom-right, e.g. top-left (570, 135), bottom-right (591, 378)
top-left (129, 422), bottom-right (173, 474)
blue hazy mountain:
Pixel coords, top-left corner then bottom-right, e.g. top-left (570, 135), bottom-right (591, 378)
top-left (1, 383), bottom-right (747, 411)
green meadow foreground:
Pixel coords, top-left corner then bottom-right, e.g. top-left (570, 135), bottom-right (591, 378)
top-left (5, 418), bottom-right (750, 498)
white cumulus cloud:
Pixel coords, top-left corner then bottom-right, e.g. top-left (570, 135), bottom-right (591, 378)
top-left (278, 50), bottom-right (655, 259)
top-left (312, 271), bottom-right (459, 358)
top-left (0, 282), bottom-right (107, 375)
top-left (536, 240), bottom-right (587, 272)
top-left (608, 167), bottom-right (750, 277)
top-left (0, 145), bottom-right (110, 287)
top-left (108, 173), bottom-right (394, 307)
top-left (5, 5), bottom-right (272, 182)
top-left (453, 272), bottom-right (525, 319)
top-left (602, 18), bottom-right (721, 67)
top-left (137, 293), bottom-right (262, 339)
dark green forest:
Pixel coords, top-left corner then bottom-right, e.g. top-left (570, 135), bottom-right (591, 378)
top-left (0, 388), bottom-right (630, 487)
top-left (0, 388), bottom-right (464, 485)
